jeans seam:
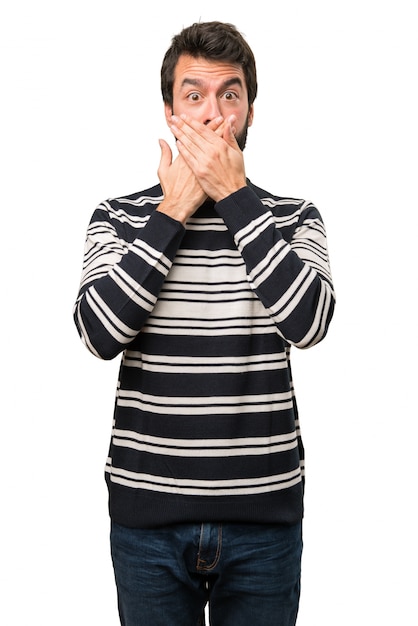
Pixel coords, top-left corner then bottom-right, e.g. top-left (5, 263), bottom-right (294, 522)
top-left (196, 523), bottom-right (222, 572)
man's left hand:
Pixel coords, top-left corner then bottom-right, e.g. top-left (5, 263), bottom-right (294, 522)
top-left (169, 114), bottom-right (247, 203)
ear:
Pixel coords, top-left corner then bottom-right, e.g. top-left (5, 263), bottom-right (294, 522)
top-left (248, 104), bottom-right (254, 127)
top-left (164, 103), bottom-right (173, 126)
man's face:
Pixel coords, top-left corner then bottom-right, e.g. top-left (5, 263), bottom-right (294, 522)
top-left (165, 54), bottom-right (254, 150)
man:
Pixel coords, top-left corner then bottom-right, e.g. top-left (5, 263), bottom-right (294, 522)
top-left (74, 21), bottom-right (335, 625)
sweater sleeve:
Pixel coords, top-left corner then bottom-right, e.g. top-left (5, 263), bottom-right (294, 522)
top-left (215, 186), bottom-right (335, 348)
top-left (73, 201), bottom-right (185, 360)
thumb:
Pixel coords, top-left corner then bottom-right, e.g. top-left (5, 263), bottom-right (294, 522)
top-left (224, 116), bottom-right (239, 149)
top-left (158, 139), bottom-right (173, 174)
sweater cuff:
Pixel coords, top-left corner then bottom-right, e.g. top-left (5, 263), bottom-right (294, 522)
top-left (141, 208), bottom-right (186, 259)
top-left (215, 185), bottom-right (267, 230)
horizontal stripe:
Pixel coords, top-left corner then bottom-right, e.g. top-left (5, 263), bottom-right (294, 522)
top-left (261, 197), bottom-right (303, 208)
top-left (111, 195), bottom-right (164, 207)
top-left (105, 462), bottom-right (302, 496)
top-left (140, 321), bottom-right (277, 336)
top-left (186, 219), bottom-right (228, 232)
top-left (162, 279), bottom-right (250, 293)
top-left (117, 390), bottom-right (294, 415)
top-left (112, 429), bottom-right (298, 457)
top-left (174, 250), bottom-right (244, 268)
top-left (123, 351), bottom-right (288, 373)
top-left (143, 315), bottom-right (272, 327)
top-left (158, 288), bottom-right (255, 303)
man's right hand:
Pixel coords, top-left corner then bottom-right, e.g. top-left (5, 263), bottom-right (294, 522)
top-left (157, 139), bottom-right (206, 225)
top-left (156, 116), bottom-right (231, 225)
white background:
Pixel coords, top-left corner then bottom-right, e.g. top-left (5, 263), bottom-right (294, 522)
top-left (1, 0), bottom-right (417, 624)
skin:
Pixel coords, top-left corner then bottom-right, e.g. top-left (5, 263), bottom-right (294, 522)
top-left (157, 54), bottom-right (254, 225)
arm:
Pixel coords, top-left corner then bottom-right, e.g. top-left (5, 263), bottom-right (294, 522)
top-left (216, 186), bottom-right (335, 348)
top-left (73, 201), bottom-right (185, 360)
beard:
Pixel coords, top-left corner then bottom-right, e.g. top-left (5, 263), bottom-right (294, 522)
top-left (235, 114), bottom-right (250, 151)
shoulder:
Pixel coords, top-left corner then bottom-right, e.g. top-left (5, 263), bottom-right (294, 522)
top-left (247, 181), bottom-right (324, 238)
top-left (247, 179), bottom-right (319, 220)
top-left (248, 180), bottom-right (307, 212)
top-left (89, 183), bottom-right (163, 238)
top-left (98, 182), bottom-right (163, 216)
top-left (109, 183), bottom-right (163, 210)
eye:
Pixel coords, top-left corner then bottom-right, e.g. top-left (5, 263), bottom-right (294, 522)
top-left (187, 92), bottom-right (201, 102)
top-left (223, 91), bottom-right (238, 101)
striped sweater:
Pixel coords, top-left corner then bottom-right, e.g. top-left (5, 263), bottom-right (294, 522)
top-left (73, 181), bottom-right (335, 528)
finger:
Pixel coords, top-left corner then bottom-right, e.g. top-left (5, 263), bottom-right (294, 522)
top-left (200, 115), bottom-right (238, 142)
top-left (206, 116), bottom-right (225, 134)
top-left (158, 139), bottom-right (173, 173)
top-left (223, 116), bottom-right (240, 149)
top-left (177, 113), bottom-right (237, 138)
top-left (171, 114), bottom-right (217, 146)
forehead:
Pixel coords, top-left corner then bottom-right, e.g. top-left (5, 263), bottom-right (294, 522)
top-left (173, 54), bottom-right (247, 90)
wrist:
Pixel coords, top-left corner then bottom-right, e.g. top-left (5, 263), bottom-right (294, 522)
top-left (156, 199), bottom-right (192, 226)
top-left (212, 182), bottom-right (247, 204)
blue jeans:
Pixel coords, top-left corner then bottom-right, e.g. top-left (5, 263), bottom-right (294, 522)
top-left (111, 520), bottom-right (302, 625)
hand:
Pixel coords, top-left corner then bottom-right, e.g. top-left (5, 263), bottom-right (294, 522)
top-left (169, 114), bottom-right (247, 202)
top-left (157, 140), bottom-right (207, 224)
top-left (156, 117), bottom-right (232, 224)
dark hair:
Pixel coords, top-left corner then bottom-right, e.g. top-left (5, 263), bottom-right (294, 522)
top-left (161, 21), bottom-right (257, 109)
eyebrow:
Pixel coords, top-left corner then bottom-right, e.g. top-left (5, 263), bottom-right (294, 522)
top-left (180, 77), bottom-right (244, 91)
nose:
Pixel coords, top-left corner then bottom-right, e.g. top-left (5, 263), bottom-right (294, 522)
top-left (203, 95), bottom-right (222, 125)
